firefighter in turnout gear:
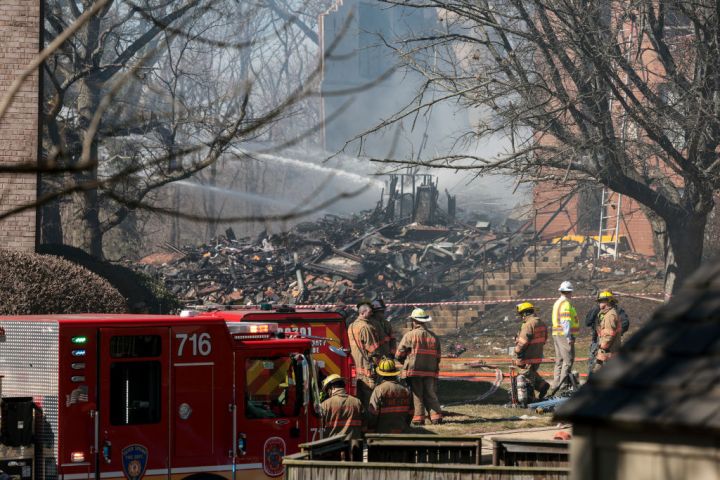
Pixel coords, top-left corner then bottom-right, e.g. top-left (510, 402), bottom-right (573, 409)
top-left (368, 358), bottom-right (412, 433)
top-left (513, 302), bottom-right (550, 405)
top-left (585, 293), bottom-right (630, 374)
top-left (551, 281), bottom-right (579, 393)
top-left (348, 301), bottom-right (382, 409)
top-left (371, 298), bottom-right (396, 358)
top-left (319, 374), bottom-right (364, 439)
top-left (396, 308), bottom-right (443, 426)
top-left (593, 291), bottom-right (622, 372)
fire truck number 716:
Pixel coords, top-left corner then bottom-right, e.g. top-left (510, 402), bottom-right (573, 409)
top-left (176, 333), bottom-right (212, 356)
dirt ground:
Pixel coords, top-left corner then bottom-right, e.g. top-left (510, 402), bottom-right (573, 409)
top-left (441, 256), bottom-right (665, 358)
top-left (421, 404), bottom-right (558, 435)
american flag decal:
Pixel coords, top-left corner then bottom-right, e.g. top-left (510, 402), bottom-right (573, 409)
top-left (66, 385), bottom-right (89, 406)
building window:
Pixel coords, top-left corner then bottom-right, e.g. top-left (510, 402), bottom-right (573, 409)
top-left (110, 335), bottom-right (161, 358)
top-left (245, 356), bottom-right (301, 419)
top-left (577, 186), bottom-right (603, 235)
top-left (110, 361), bottom-right (161, 425)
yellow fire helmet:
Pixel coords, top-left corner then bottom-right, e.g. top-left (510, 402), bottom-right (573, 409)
top-left (597, 290), bottom-right (616, 303)
top-left (376, 358), bottom-right (401, 377)
top-left (321, 374), bottom-right (343, 390)
top-left (410, 307), bottom-right (432, 322)
top-left (516, 302), bottom-right (535, 316)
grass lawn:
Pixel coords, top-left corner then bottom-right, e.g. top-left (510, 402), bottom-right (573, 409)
top-left (397, 379), bottom-right (559, 435)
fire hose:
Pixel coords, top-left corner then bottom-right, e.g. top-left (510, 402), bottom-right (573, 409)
top-left (441, 366), bottom-right (504, 406)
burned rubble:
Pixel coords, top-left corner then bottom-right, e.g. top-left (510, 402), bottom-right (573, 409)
top-left (132, 212), bottom-right (526, 308)
top-left (131, 176), bottom-right (531, 309)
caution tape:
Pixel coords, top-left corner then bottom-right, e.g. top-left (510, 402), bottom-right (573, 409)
top-left (440, 357), bottom-right (589, 364)
top-left (288, 292), bottom-right (666, 309)
top-left (438, 371), bottom-right (588, 380)
top-left (190, 291), bottom-right (667, 311)
top-left (440, 368), bottom-right (504, 404)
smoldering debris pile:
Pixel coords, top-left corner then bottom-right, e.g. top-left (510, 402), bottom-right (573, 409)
top-left (0, 250), bottom-right (128, 314)
top-left (133, 211), bottom-right (529, 307)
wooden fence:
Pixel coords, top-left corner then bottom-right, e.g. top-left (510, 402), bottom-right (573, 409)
top-left (286, 434), bottom-right (570, 480)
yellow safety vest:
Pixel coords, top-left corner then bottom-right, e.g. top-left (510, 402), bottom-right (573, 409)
top-left (552, 297), bottom-right (579, 337)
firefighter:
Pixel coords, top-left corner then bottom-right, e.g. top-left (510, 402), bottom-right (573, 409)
top-left (513, 302), bottom-right (550, 405)
top-left (348, 301), bottom-right (382, 409)
top-left (395, 308), bottom-right (443, 426)
top-left (551, 281), bottom-right (579, 393)
top-left (371, 298), bottom-right (396, 358)
top-left (585, 290), bottom-right (630, 373)
top-left (593, 290), bottom-right (622, 372)
top-left (319, 374), bottom-right (364, 439)
top-left (368, 358), bottom-right (412, 433)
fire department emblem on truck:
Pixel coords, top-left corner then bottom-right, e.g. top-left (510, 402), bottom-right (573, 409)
top-left (121, 444), bottom-right (148, 480)
top-left (263, 436), bottom-right (286, 477)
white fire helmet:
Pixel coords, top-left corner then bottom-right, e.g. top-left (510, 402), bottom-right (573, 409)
top-left (558, 281), bottom-right (574, 293)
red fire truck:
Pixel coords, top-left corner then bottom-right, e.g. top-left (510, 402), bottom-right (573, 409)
top-left (0, 308), bottom-right (351, 480)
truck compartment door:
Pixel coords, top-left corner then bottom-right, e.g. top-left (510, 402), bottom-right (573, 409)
top-left (98, 328), bottom-right (170, 479)
top-left (171, 326), bottom-right (218, 462)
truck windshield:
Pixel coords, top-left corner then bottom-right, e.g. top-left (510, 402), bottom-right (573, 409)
top-left (245, 356), bottom-right (302, 419)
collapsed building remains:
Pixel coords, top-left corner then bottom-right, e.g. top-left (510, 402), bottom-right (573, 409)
top-left (132, 176), bottom-right (599, 335)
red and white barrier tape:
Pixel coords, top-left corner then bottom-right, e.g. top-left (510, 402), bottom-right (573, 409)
top-left (190, 291), bottom-right (667, 311)
top-left (442, 368), bottom-right (504, 403)
top-left (438, 370), bottom-right (589, 381)
top-left (287, 291), bottom-right (666, 309)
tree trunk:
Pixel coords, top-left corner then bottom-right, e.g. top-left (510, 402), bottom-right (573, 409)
top-left (205, 162), bottom-right (218, 240)
top-left (39, 201), bottom-right (63, 245)
top-left (703, 203), bottom-right (720, 259)
top-left (662, 213), bottom-right (707, 296)
top-left (81, 177), bottom-right (103, 258)
top-left (40, 119), bottom-right (67, 246)
top-left (75, 71), bottom-right (104, 258)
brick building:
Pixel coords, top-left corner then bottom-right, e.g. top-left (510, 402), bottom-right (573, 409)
top-left (531, 7), bottom-right (671, 258)
top-left (534, 184), bottom-right (656, 256)
top-left (0, 0), bottom-right (40, 251)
